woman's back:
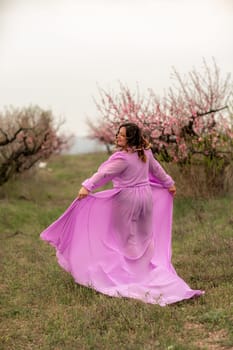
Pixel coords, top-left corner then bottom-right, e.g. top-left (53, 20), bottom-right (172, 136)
top-left (112, 150), bottom-right (150, 189)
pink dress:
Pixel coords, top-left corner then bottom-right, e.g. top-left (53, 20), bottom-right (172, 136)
top-left (40, 149), bottom-right (204, 306)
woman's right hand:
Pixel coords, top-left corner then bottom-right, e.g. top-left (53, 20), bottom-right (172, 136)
top-left (77, 186), bottom-right (90, 200)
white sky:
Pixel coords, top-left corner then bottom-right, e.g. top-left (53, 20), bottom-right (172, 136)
top-left (0, 0), bottom-right (232, 136)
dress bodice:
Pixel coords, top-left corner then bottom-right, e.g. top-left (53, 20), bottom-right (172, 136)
top-left (82, 149), bottom-right (174, 192)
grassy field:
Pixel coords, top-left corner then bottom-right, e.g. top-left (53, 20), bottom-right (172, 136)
top-left (0, 153), bottom-right (233, 350)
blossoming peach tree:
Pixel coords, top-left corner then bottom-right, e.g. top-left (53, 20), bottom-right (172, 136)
top-left (0, 106), bottom-right (71, 185)
top-left (87, 60), bottom-right (233, 193)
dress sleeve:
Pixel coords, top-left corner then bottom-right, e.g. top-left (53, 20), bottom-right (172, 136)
top-left (82, 152), bottom-right (127, 191)
top-left (148, 149), bottom-right (174, 188)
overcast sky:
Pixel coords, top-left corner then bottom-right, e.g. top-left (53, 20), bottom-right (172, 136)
top-left (0, 0), bottom-right (232, 136)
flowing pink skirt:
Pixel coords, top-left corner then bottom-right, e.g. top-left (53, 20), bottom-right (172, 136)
top-left (40, 183), bottom-right (204, 306)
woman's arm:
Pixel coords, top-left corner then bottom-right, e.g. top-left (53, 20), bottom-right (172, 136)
top-left (77, 153), bottom-right (127, 199)
top-left (148, 150), bottom-right (176, 195)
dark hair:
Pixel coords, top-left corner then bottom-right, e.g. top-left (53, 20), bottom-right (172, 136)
top-left (116, 122), bottom-right (150, 162)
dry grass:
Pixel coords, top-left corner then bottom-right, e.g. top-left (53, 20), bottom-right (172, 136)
top-left (164, 161), bottom-right (233, 198)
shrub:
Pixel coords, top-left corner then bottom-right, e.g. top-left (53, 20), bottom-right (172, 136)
top-left (0, 105), bottom-right (71, 185)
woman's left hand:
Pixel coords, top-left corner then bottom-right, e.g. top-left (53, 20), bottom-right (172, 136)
top-left (168, 185), bottom-right (176, 197)
top-left (77, 186), bottom-right (90, 200)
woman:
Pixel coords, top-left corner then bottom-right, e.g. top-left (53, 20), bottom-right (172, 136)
top-left (40, 123), bottom-right (204, 306)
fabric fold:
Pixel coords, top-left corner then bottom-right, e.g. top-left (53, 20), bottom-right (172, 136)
top-left (40, 150), bottom-right (204, 306)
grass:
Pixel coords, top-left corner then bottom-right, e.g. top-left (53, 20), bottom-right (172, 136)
top-left (0, 152), bottom-right (233, 350)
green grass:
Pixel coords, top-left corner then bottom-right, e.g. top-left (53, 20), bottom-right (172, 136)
top-left (0, 153), bottom-right (233, 350)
